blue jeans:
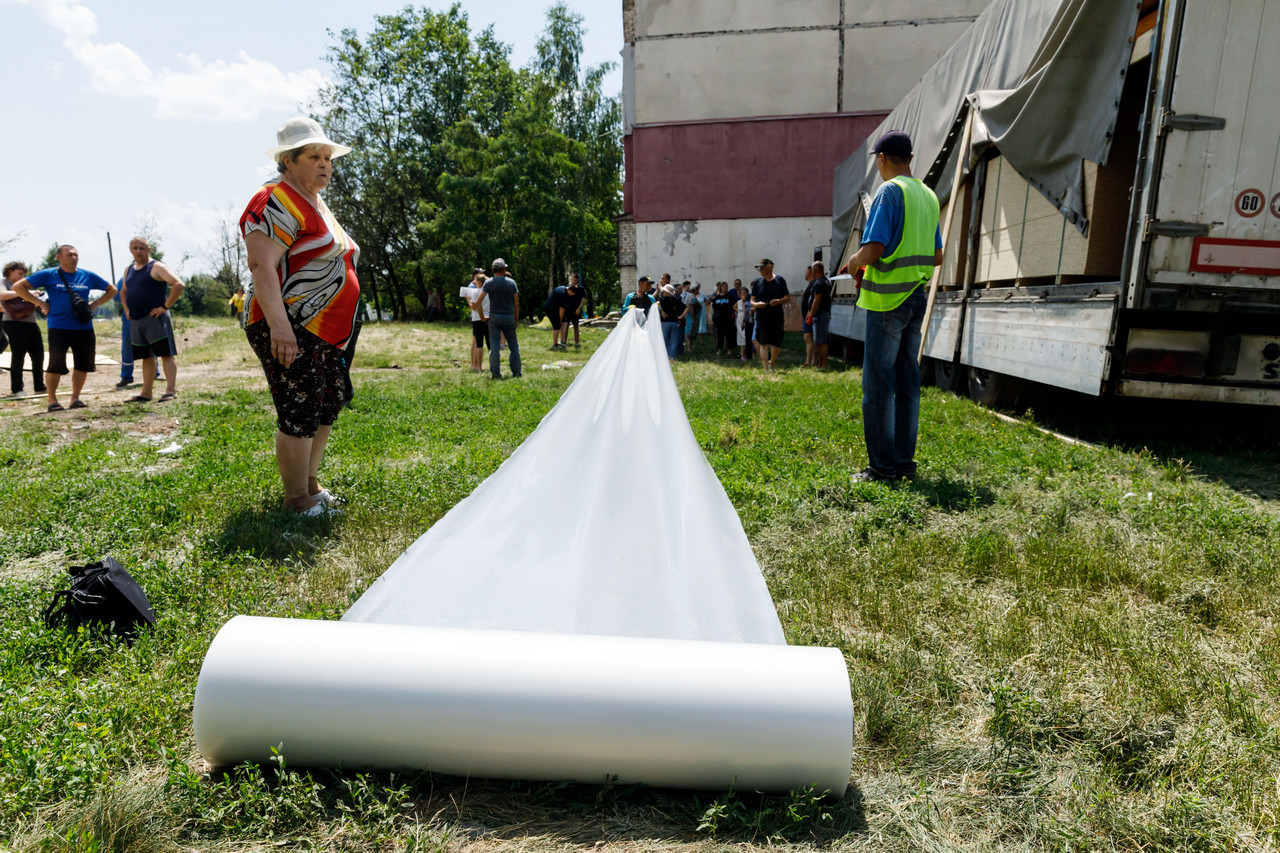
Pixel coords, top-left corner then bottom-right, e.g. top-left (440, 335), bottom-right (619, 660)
top-left (488, 315), bottom-right (521, 378)
top-left (120, 312), bottom-right (134, 380)
top-left (661, 321), bottom-right (680, 358)
top-left (862, 287), bottom-right (926, 478)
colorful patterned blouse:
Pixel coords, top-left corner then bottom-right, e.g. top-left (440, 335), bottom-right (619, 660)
top-left (239, 178), bottom-right (361, 349)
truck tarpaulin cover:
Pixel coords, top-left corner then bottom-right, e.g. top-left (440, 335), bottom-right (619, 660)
top-left (193, 306), bottom-right (854, 793)
top-left (831, 0), bottom-right (1143, 269)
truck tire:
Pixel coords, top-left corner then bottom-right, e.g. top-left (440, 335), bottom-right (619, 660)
top-left (933, 358), bottom-right (965, 394)
top-left (967, 366), bottom-right (1006, 407)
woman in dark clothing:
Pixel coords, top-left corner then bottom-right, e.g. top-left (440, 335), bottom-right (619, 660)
top-left (658, 284), bottom-right (688, 361)
top-left (1, 261), bottom-right (48, 396)
top-left (710, 281), bottom-right (736, 356)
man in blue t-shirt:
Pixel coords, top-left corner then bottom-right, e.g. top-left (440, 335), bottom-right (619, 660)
top-left (12, 244), bottom-right (116, 412)
top-left (845, 131), bottom-right (943, 483)
top-left (480, 258), bottom-right (521, 379)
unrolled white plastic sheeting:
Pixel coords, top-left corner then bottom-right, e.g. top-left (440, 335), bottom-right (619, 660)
top-left (344, 306), bottom-right (785, 644)
top-left (194, 307), bottom-right (853, 792)
top-left (194, 616), bottom-right (853, 793)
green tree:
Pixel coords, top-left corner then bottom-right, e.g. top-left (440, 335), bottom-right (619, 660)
top-left (319, 4), bottom-right (519, 320)
top-left (174, 272), bottom-right (231, 317)
top-left (318, 3), bottom-right (621, 319)
top-left (530, 2), bottom-right (623, 314)
top-left (429, 80), bottom-right (586, 319)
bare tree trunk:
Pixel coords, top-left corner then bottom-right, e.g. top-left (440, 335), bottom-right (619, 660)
top-left (413, 264), bottom-right (431, 318)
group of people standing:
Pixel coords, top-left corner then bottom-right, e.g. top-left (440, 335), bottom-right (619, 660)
top-left (623, 259), bottom-right (832, 373)
top-left (618, 127), bottom-right (941, 486)
top-left (462, 260), bottom-right (523, 380)
top-left (4, 115), bottom-right (938, 517)
top-left (0, 239), bottom-right (183, 411)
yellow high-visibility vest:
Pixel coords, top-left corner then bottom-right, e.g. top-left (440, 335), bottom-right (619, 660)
top-left (857, 176), bottom-right (940, 312)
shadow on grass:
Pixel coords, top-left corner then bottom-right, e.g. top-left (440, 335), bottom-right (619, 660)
top-left (905, 473), bottom-right (997, 512)
top-left (1012, 389), bottom-right (1280, 500)
top-left (209, 504), bottom-right (342, 563)
top-left (819, 474), bottom-right (994, 515)
top-left (395, 774), bottom-right (867, 847)
top-left (188, 763), bottom-right (867, 848)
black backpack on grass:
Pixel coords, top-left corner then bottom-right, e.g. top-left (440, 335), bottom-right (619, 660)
top-left (43, 557), bottom-right (156, 640)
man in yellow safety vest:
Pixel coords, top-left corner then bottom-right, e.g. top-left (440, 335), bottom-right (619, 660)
top-left (844, 131), bottom-right (942, 483)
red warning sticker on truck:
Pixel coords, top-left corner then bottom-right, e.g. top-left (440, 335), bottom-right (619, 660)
top-left (1271, 192), bottom-right (1280, 219)
top-left (1235, 188), bottom-right (1265, 217)
top-left (1190, 238), bottom-right (1280, 275)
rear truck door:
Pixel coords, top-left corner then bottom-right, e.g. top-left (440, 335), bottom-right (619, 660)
top-left (1124, 0), bottom-right (1280, 401)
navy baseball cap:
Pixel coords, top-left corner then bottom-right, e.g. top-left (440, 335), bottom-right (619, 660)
top-left (872, 130), bottom-right (913, 158)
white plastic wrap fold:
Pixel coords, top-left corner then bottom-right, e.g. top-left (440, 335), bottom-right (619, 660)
top-left (195, 307), bottom-right (853, 792)
top-left (194, 616), bottom-right (853, 793)
top-left (344, 306), bottom-right (785, 645)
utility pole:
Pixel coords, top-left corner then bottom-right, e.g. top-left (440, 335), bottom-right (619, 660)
top-left (106, 231), bottom-right (117, 285)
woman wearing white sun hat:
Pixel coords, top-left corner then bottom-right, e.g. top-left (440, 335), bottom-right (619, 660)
top-left (240, 116), bottom-right (361, 517)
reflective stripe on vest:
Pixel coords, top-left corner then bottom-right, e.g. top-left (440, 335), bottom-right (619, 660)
top-left (857, 176), bottom-right (940, 312)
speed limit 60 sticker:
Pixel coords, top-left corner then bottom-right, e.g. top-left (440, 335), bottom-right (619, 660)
top-left (1236, 188), bottom-right (1265, 217)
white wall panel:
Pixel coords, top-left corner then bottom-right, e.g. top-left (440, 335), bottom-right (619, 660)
top-left (635, 0), bottom-right (840, 37)
top-left (635, 217), bottom-right (830, 297)
top-left (846, 0), bottom-right (991, 22)
top-left (634, 32), bottom-right (840, 123)
top-left (842, 22), bottom-right (979, 110)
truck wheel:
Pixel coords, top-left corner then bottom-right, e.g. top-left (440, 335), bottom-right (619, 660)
top-left (920, 358), bottom-right (937, 387)
top-left (967, 366), bottom-right (1006, 407)
top-left (933, 359), bottom-right (965, 394)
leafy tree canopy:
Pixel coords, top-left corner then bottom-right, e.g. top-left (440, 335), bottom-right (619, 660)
top-left (318, 2), bottom-right (622, 320)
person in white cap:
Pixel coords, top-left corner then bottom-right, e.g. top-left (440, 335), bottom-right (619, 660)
top-left (240, 116), bottom-right (361, 516)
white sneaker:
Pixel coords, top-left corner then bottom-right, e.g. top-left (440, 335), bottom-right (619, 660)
top-left (311, 488), bottom-right (342, 506)
top-left (299, 500), bottom-right (342, 517)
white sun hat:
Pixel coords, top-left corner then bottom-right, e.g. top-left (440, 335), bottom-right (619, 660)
top-left (266, 117), bottom-right (353, 162)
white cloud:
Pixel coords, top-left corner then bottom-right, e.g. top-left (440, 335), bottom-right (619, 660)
top-left (152, 53), bottom-right (326, 122)
top-left (15, 0), bottom-right (326, 122)
top-left (150, 197), bottom-right (230, 275)
top-left (71, 38), bottom-right (154, 94)
top-left (22, 0), bottom-right (98, 42)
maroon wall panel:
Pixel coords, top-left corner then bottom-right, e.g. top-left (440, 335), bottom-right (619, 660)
top-left (626, 112), bottom-right (888, 223)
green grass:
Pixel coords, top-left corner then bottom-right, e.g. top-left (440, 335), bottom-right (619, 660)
top-left (2, 317), bottom-right (1279, 852)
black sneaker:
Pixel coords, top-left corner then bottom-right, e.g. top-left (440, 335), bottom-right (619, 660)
top-left (851, 467), bottom-right (896, 484)
top-left (115, 379), bottom-right (135, 389)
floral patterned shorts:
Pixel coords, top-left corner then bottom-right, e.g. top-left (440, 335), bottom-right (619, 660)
top-left (246, 320), bottom-right (346, 438)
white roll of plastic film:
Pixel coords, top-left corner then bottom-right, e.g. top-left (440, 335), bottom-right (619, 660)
top-left (194, 616), bottom-right (853, 794)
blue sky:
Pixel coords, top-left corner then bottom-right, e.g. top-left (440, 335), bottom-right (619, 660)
top-left (0, 0), bottom-right (623, 281)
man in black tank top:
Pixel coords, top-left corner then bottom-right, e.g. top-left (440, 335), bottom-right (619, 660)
top-left (120, 237), bottom-right (185, 403)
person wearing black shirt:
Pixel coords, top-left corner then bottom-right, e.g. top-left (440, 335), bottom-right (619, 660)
top-left (750, 259), bottom-right (790, 372)
top-left (560, 274), bottom-right (586, 349)
top-left (799, 264), bottom-right (817, 367)
top-left (658, 284), bottom-right (688, 361)
top-left (710, 281), bottom-right (737, 356)
top-left (806, 261), bottom-right (833, 369)
top-left (622, 276), bottom-right (655, 318)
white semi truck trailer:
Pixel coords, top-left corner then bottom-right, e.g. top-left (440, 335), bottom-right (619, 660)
top-left (829, 0), bottom-right (1280, 408)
